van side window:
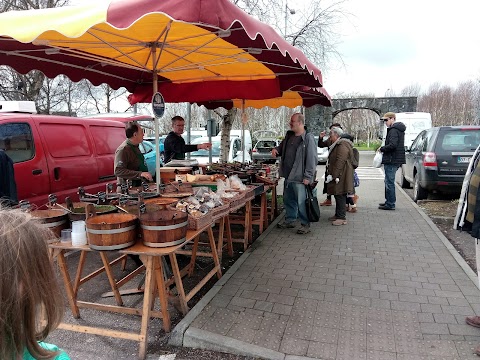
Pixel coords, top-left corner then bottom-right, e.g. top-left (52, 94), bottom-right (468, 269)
top-left (0, 122), bottom-right (34, 163)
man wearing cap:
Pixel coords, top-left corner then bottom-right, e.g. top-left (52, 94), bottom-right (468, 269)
top-left (378, 112), bottom-right (406, 210)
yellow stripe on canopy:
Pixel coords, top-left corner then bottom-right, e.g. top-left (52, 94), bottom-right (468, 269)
top-left (2, 4), bottom-right (109, 42)
top-left (232, 91), bottom-right (303, 109)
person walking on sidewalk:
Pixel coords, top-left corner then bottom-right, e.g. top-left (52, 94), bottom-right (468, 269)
top-left (378, 112), bottom-right (406, 210)
top-left (325, 126), bottom-right (354, 226)
top-left (272, 113), bottom-right (318, 234)
top-left (318, 123), bottom-right (343, 206)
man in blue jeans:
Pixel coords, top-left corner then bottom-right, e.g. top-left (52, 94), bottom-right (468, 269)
top-left (378, 112), bottom-right (406, 210)
top-left (272, 113), bottom-right (317, 234)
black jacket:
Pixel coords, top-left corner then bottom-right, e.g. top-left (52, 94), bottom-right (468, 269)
top-left (164, 132), bottom-right (198, 163)
top-left (0, 150), bottom-right (18, 205)
top-left (380, 122), bottom-right (406, 165)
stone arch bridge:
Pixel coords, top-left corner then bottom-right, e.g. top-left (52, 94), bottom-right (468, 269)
top-left (305, 96), bottom-right (417, 134)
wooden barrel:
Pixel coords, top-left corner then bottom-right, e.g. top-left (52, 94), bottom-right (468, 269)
top-left (123, 199), bottom-right (178, 215)
top-left (31, 209), bottom-right (69, 238)
top-left (86, 213), bottom-right (138, 250)
top-left (140, 210), bottom-right (188, 248)
top-left (66, 202), bottom-right (117, 222)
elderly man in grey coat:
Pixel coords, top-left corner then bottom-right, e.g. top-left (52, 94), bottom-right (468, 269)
top-left (272, 113), bottom-right (318, 234)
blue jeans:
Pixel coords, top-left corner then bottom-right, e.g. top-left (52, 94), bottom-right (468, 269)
top-left (283, 181), bottom-right (309, 226)
top-left (384, 164), bottom-right (399, 208)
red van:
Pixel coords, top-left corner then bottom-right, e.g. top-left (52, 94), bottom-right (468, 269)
top-left (0, 102), bottom-right (134, 207)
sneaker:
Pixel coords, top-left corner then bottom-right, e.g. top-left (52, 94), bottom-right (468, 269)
top-left (378, 205), bottom-right (395, 210)
top-left (379, 202), bottom-right (386, 206)
top-left (277, 221), bottom-right (296, 229)
top-left (328, 215), bottom-right (339, 221)
top-left (297, 225), bottom-right (311, 234)
top-left (348, 206), bottom-right (357, 213)
top-left (320, 199), bottom-right (332, 206)
top-left (332, 219), bottom-right (347, 226)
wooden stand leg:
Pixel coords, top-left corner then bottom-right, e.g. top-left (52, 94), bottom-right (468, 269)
top-left (99, 252), bottom-right (123, 307)
top-left (246, 200), bottom-right (252, 245)
top-left (261, 192), bottom-right (267, 231)
top-left (188, 236), bottom-right (200, 277)
top-left (73, 250), bottom-right (87, 297)
top-left (56, 251), bottom-right (80, 318)
top-left (153, 257), bottom-right (171, 332)
top-left (168, 253), bottom-right (189, 315)
top-left (207, 226), bottom-right (222, 279)
top-left (216, 217), bottom-right (225, 262)
top-left (225, 216), bottom-right (233, 257)
top-left (138, 256), bottom-right (153, 360)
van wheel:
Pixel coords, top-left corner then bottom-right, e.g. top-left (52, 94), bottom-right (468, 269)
top-left (413, 173), bottom-right (428, 202)
top-left (400, 167), bottom-right (411, 188)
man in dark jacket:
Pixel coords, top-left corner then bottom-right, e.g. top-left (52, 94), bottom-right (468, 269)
top-left (378, 112), bottom-right (406, 210)
top-left (164, 116), bottom-right (211, 163)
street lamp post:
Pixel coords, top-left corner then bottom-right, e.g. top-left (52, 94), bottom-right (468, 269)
top-left (284, 2), bottom-right (295, 39)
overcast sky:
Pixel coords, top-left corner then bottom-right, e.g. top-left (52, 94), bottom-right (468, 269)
top-left (303, 0), bottom-right (480, 97)
top-left (71, 0), bottom-right (480, 99)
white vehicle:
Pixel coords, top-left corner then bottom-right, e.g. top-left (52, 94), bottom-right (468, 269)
top-left (380, 112), bottom-right (432, 149)
top-left (182, 129), bottom-right (208, 143)
top-left (313, 135), bottom-right (329, 164)
top-left (218, 129), bottom-right (252, 154)
top-left (189, 136), bottom-right (251, 164)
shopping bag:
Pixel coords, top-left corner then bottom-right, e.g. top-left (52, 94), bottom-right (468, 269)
top-left (373, 152), bottom-right (383, 168)
top-left (353, 171), bottom-right (360, 187)
top-left (305, 185), bottom-right (320, 222)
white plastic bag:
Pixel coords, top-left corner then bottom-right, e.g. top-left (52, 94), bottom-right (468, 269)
top-left (373, 152), bottom-right (383, 168)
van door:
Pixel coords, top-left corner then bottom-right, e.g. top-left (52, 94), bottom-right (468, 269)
top-left (0, 118), bottom-right (50, 204)
top-left (37, 120), bottom-right (98, 199)
top-left (89, 124), bottom-right (125, 182)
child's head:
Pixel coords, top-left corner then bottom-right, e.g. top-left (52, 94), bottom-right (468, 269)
top-left (0, 207), bottom-right (64, 359)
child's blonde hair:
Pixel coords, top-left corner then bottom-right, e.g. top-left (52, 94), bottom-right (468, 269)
top-left (0, 207), bottom-right (64, 359)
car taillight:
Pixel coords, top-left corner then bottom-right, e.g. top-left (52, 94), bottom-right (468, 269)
top-left (423, 152), bottom-right (437, 170)
top-left (252, 149), bottom-right (257, 152)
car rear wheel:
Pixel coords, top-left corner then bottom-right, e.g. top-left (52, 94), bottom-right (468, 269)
top-left (400, 167), bottom-right (411, 188)
top-left (413, 173), bottom-right (428, 202)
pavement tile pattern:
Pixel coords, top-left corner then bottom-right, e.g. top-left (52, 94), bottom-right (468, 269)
top-left (188, 179), bottom-right (480, 359)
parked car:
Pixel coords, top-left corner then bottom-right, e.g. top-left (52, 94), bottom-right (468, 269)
top-left (189, 136), bottom-right (251, 164)
top-left (313, 136), bottom-right (329, 164)
top-left (401, 126), bottom-right (480, 201)
top-left (252, 138), bottom-right (279, 163)
top-left (144, 134), bottom-right (166, 162)
top-left (139, 140), bottom-right (160, 179)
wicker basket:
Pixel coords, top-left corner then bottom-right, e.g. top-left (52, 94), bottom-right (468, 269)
top-left (242, 185), bottom-right (258, 202)
top-left (187, 211), bottom-right (213, 230)
top-left (222, 192), bottom-right (246, 211)
top-left (211, 203), bottom-right (230, 221)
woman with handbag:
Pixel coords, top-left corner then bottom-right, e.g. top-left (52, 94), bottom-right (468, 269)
top-left (325, 127), bottom-right (355, 225)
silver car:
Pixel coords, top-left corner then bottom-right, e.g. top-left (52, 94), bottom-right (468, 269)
top-left (252, 138), bottom-right (279, 163)
top-left (314, 136), bottom-right (329, 164)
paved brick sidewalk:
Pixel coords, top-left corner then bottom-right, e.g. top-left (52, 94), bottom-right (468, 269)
top-left (177, 178), bottom-right (480, 359)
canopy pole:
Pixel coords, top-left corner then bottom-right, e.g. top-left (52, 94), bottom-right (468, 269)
top-left (241, 100), bottom-right (246, 163)
top-left (152, 45), bottom-right (161, 193)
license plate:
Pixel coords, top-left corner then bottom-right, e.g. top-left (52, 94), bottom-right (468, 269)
top-left (457, 156), bottom-right (471, 163)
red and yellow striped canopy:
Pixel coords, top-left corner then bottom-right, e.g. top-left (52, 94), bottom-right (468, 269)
top-left (0, 0), bottom-right (330, 105)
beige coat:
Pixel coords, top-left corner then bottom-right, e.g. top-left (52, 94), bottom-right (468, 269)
top-left (326, 138), bottom-right (354, 196)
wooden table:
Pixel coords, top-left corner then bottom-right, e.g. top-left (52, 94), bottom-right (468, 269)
top-left (49, 222), bottom-right (222, 360)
